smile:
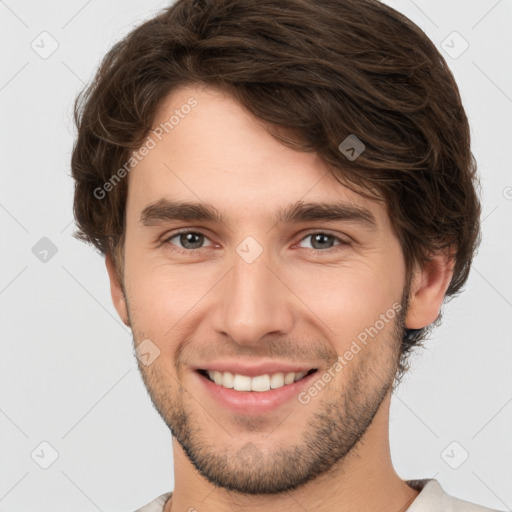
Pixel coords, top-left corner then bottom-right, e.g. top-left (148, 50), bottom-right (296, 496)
top-left (199, 369), bottom-right (317, 392)
top-left (195, 367), bottom-right (320, 415)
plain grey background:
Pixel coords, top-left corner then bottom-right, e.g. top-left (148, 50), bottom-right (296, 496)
top-left (0, 1), bottom-right (511, 511)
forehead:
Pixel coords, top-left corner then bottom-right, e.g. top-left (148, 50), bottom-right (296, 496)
top-left (125, 84), bottom-right (389, 231)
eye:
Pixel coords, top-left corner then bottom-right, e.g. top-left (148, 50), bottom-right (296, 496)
top-left (161, 230), bottom-right (349, 255)
top-left (162, 230), bottom-right (214, 252)
top-left (297, 232), bottom-right (348, 254)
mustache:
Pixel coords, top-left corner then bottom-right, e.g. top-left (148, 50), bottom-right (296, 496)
top-left (176, 337), bottom-right (338, 367)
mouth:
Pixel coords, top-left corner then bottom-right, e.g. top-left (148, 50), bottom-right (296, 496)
top-left (193, 363), bottom-right (321, 415)
top-left (195, 367), bottom-right (320, 415)
top-left (197, 368), bottom-right (318, 392)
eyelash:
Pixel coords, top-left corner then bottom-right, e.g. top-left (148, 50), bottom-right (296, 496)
top-left (161, 229), bottom-right (349, 256)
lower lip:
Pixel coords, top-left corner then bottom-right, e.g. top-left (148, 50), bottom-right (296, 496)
top-left (194, 370), bottom-right (318, 415)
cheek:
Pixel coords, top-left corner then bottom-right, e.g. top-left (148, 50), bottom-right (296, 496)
top-left (286, 261), bottom-right (403, 343)
top-left (124, 254), bottom-right (215, 341)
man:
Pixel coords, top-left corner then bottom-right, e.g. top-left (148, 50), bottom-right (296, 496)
top-left (70, 0), bottom-right (500, 510)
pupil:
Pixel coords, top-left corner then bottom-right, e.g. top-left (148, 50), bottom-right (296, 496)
top-left (181, 232), bottom-right (203, 249)
top-left (312, 233), bottom-right (331, 249)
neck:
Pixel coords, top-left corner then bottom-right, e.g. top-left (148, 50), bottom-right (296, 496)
top-left (166, 391), bottom-right (419, 512)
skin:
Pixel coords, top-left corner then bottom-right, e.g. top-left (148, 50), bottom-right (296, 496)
top-left (105, 84), bottom-right (454, 511)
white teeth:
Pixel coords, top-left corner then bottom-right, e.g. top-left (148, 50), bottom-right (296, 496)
top-left (251, 374), bottom-right (270, 392)
top-left (294, 371), bottom-right (306, 382)
top-left (270, 372), bottom-right (285, 389)
top-left (284, 372), bottom-right (296, 385)
top-left (205, 370), bottom-right (311, 391)
top-left (233, 374), bottom-right (252, 391)
top-left (222, 371), bottom-right (234, 388)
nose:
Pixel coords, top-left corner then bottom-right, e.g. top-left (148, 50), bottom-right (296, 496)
top-left (209, 243), bottom-right (295, 347)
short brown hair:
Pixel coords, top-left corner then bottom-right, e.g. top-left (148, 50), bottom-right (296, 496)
top-left (71, 0), bottom-right (481, 375)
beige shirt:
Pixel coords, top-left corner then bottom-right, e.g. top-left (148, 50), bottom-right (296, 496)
top-left (133, 479), bottom-right (503, 512)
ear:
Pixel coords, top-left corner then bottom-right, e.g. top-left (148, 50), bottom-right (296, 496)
top-left (405, 249), bottom-right (455, 329)
top-left (105, 253), bottom-right (130, 327)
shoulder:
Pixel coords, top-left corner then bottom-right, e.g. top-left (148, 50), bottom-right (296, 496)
top-left (132, 491), bottom-right (173, 512)
top-left (406, 479), bottom-right (505, 512)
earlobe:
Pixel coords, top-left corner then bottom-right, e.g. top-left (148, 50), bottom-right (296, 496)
top-left (105, 253), bottom-right (130, 327)
top-left (405, 250), bottom-right (455, 329)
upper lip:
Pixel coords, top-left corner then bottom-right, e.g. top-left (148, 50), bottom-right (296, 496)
top-left (194, 360), bottom-right (317, 377)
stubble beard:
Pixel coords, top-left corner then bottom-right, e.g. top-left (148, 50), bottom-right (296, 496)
top-left (129, 294), bottom-right (407, 496)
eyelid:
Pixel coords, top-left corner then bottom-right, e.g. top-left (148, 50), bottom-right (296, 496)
top-left (161, 228), bottom-right (350, 254)
top-left (161, 228), bottom-right (215, 249)
top-left (295, 230), bottom-right (350, 252)
top-left (298, 229), bottom-right (349, 242)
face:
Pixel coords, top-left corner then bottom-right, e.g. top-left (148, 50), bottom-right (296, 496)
top-left (113, 84), bottom-right (412, 494)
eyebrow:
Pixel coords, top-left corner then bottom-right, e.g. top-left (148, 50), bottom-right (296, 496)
top-left (139, 198), bottom-right (377, 229)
